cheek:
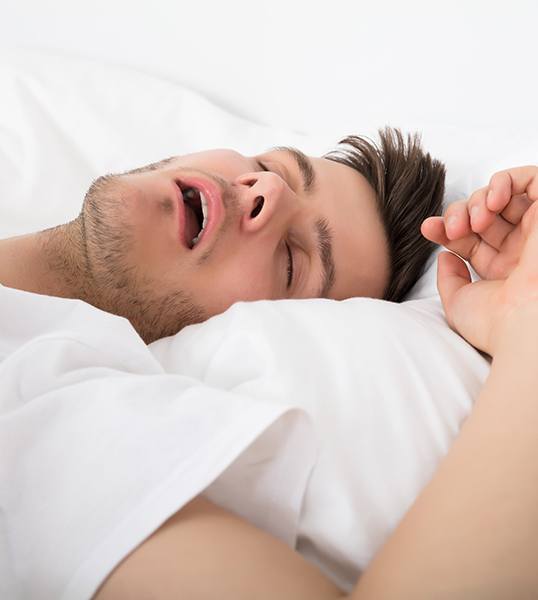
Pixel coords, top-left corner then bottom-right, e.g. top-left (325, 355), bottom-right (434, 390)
top-left (193, 256), bottom-right (274, 314)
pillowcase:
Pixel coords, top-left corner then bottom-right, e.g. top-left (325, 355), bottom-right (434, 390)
top-left (149, 294), bottom-right (490, 591)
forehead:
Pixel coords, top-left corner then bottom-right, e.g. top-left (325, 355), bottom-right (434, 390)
top-left (309, 155), bottom-right (390, 299)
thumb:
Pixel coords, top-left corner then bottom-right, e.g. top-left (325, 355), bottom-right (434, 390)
top-left (437, 251), bottom-right (471, 324)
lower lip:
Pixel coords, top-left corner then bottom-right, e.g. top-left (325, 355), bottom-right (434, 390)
top-left (175, 177), bottom-right (223, 250)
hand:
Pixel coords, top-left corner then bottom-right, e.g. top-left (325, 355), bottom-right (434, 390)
top-left (435, 200), bottom-right (538, 356)
top-left (421, 165), bottom-right (538, 280)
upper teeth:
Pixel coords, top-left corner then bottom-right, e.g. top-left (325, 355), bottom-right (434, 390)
top-left (200, 192), bottom-right (208, 228)
top-left (184, 188), bottom-right (209, 247)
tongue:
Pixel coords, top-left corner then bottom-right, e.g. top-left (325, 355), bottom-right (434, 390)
top-left (184, 204), bottom-right (201, 245)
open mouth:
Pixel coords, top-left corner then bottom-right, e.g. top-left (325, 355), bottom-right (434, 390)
top-left (178, 183), bottom-right (209, 248)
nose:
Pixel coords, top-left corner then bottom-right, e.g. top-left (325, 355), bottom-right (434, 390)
top-left (234, 171), bottom-right (295, 235)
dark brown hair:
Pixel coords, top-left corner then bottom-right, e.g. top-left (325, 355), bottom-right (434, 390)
top-left (324, 127), bottom-right (445, 302)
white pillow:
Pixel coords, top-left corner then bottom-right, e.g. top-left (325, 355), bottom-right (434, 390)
top-left (0, 49), bottom-right (506, 590)
top-left (0, 50), bottom-right (332, 238)
top-left (149, 295), bottom-right (490, 590)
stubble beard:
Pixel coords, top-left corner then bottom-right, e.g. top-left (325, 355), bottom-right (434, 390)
top-left (75, 174), bottom-right (208, 344)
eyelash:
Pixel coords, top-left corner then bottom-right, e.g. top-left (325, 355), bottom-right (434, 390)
top-left (285, 242), bottom-right (294, 288)
top-left (257, 160), bottom-right (295, 289)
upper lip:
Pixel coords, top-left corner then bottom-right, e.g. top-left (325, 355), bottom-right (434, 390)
top-left (174, 176), bottom-right (224, 250)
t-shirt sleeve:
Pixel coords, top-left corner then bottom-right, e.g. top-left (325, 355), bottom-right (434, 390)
top-left (0, 290), bottom-right (316, 600)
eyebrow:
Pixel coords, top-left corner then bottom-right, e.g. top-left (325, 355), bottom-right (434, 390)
top-left (265, 146), bottom-right (336, 298)
top-left (314, 218), bottom-right (336, 297)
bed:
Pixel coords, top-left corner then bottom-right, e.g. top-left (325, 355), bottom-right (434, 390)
top-left (1, 2), bottom-right (537, 598)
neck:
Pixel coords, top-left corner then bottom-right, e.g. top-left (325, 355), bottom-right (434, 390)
top-left (0, 218), bottom-right (94, 302)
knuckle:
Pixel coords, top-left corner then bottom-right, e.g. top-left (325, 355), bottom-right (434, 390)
top-left (443, 204), bottom-right (457, 220)
top-left (450, 200), bottom-right (468, 215)
top-left (468, 187), bottom-right (487, 208)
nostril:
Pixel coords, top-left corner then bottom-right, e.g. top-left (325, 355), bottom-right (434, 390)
top-left (250, 196), bottom-right (264, 219)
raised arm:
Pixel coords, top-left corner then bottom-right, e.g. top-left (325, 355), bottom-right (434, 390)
top-left (350, 263), bottom-right (538, 598)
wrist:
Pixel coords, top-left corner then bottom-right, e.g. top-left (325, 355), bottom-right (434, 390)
top-left (491, 303), bottom-right (538, 356)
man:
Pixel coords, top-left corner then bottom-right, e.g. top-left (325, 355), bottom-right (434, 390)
top-left (0, 127), bottom-right (445, 343)
top-left (1, 127), bottom-right (448, 600)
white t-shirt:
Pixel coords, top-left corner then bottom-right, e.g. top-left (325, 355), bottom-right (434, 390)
top-left (1, 281), bottom-right (490, 598)
top-left (0, 284), bottom-right (316, 600)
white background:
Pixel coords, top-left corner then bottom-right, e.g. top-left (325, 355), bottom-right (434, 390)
top-left (1, 0), bottom-right (536, 192)
top-left (2, 0), bottom-right (536, 132)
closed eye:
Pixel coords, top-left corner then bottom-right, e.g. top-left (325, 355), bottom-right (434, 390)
top-left (285, 242), bottom-right (294, 288)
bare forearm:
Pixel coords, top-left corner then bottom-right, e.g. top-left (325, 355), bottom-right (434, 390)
top-left (349, 313), bottom-right (538, 599)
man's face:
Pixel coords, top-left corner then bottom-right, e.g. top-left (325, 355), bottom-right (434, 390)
top-left (80, 147), bottom-right (390, 342)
